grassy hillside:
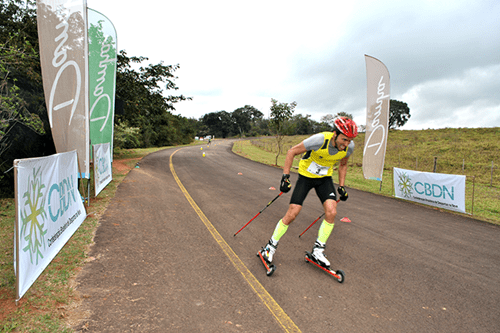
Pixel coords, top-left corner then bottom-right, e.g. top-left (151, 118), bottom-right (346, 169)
top-left (233, 127), bottom-right (499, 223)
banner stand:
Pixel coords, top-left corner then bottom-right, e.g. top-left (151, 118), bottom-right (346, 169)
top-left (471, 176), bottom-right (475, 216)
top-left (87, 179), bottom-right (90, 207)
top-left (391, 167), bottom-right (394, 197)
top-left (78, 172), bottom-right (89, 207)
top-left (14, 160), bottom-right (20, 305)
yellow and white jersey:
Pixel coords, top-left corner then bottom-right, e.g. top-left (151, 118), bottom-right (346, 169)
top-left (298, 132), bottom-right (355, 178)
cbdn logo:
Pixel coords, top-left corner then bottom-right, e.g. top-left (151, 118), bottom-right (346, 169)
top-left (48, 175), bottom-right (77, 222)
top-left (414, 182), bottom-right (454, 200)
top-left (97, 156), bottom-right (108, 175)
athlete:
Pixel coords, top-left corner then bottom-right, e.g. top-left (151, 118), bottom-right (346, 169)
top-left (258, 117), bottom-right (358, 268)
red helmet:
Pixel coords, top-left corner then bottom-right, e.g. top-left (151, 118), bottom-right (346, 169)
top-left (333, 117), bottom-right (358, 139)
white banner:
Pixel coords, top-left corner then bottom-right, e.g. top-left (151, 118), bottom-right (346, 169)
top-left (393, 167), bottom-right (466, 213)
top-left (93, 142), bottom-right (112, 196)
top-left (14, 151), bottom-right (86, 300)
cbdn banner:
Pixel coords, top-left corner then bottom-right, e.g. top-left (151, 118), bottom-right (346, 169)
top-left (393, 167), bottom-right (466, 213)
top-left (37, 0), bottom-right (90, 178)
top-left (88, 8), bottom-right (117, 159)
top-left (14, 151), bottom-right (86, 300)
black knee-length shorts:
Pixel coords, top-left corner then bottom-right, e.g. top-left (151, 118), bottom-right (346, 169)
top-left (290, 174), bottom-right (337, 206)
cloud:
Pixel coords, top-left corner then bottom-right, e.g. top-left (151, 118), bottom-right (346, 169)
top-left (89, 0), bottom-right (500, 129)
top-left (279, 0), bottom-right (500, 127)
top-left (402, 64), bottom-right (500, 129)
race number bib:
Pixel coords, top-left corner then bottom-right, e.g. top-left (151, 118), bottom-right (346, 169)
top-left (307, 161), bottom-right (329, 176)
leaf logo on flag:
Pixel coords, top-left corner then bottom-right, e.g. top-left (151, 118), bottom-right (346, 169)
top-left (20, 167), bottom-right (48, 265)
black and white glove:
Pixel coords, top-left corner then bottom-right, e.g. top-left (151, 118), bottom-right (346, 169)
top-left (280, 174), bottom-right (292, 193)
top-left (337, 186), bottom-right (348, 201)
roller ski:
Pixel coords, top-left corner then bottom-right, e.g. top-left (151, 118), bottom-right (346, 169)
top-left (305, 242), bottom-right (344, 283)
top-left (257, 241), bottom-right (277, 276)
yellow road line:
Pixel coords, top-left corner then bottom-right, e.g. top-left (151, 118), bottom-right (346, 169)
top-left (170, 149), bottom-right (301, 333)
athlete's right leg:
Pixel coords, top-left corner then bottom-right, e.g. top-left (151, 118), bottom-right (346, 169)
top-left (282, 204), bottom-right (302, 225)
top-left (261, 175), bottom-right (311, 262)
top-left (311, 179), bottom-right (337, 267)
top-left (260, 204), bottom-right (301, 262)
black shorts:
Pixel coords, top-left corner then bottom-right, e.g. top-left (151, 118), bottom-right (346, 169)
top-left (290, 174), bottom-right (337, 206)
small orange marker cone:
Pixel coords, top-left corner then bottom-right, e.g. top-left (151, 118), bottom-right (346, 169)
top-left (340, 217), bottom-right (351, 223)
top-left (269, 187), bottom-right (276, 190)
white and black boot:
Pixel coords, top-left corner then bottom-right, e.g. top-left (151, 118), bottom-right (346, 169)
top-left (312, 241), bottom-right (330, 268)
top-left (259, 240), bottom-right (277, 263)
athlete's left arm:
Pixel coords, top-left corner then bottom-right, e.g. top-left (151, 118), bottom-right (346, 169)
top-left (338, 156), bottom-right (349, 187)
top-left (338, 141), bottom-right (354, 186)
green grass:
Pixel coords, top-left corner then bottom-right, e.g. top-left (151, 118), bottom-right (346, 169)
top-left (233, 128), bottom-right (500, 224)
top-left (0, 141), bottom-right (205, 332)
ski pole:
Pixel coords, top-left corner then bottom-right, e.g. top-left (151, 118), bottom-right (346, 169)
top-left (298, 199), bottom-right (340, 238)
top-left (234, 192), bottom-right (284, 236)
top-left (298, 213), bottom-right (324, 238)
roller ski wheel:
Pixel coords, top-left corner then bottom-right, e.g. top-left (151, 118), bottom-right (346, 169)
top-left (257, 248), bottom-right (276, 276)
top-left (305, 251), bottom-right (345, 283)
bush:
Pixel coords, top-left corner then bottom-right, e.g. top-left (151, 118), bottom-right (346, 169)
top-left (113, 122), bottom-right (141, 149)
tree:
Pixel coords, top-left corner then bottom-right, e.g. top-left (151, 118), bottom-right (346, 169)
top-left (201, 111), bottom-right (233, 138)
top-left (1, 0), bottom-right (46, 147)
top-left (319, 114), bottom-right (335, 130)
top-left (0, 0), bottom-right (56, 197)
top-left (335, 112), bottom-right (353, 119)
top-left (231, 105), bottom-right (263, 137)
top-left (389, 99), bottom-right (411, 129)
top-left (269, 98), bottom-right (296, 165)
top-left (292, 114), bottom-right (313, 135)
top-left (319, 112), bottom-right (353, 131)
top-left (231, 107), bottom-right (251, 137)
top-left (0, 0), bottom-right (197, 196)
top-left (312, 119), bottom-right (331, 133)
top-left (254, 117), bottom-right (270, 136)
top-left (115, 50), bottom-right (193, 146)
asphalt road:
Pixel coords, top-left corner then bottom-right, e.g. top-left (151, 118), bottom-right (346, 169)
top-left (74, 139), bottom-right (500, 332)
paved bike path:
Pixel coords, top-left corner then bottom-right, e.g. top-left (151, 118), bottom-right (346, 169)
top-left (74, 140), bottom-right (500, 332)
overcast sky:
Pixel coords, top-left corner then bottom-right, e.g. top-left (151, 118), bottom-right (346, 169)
top-left (87, 0), bottom-right (500, 130)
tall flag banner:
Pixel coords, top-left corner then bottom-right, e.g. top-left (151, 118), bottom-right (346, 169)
top-left (14, 151), bottom-right (86, 300)
top-left (37, 0), bottom-right (90, 178)
top-left (88, 9), bottom-right (117, 161)
top-left (363, 55), bottom-right (390, 181)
